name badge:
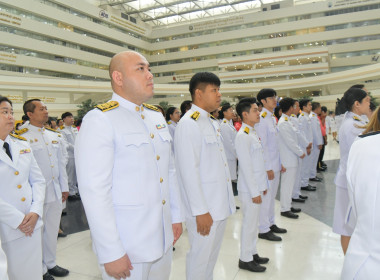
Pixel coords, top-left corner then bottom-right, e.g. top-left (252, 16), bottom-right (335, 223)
top-left (20, 149), bottom-right (31, 154)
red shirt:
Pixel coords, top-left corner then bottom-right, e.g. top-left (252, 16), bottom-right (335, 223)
top-left (234, 121), bottom-right (242, 131)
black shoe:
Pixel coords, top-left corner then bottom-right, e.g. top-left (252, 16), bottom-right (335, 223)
top-left (301, 186), bottom-right (316, 191)
top-left (299, 195), bottom-right (308, 200)
top-left (239, 260), bottom-right (266, 272)
top-left (309, 177), bottom-right (322, 182)
top-left (292, 198), bottom-right (305, 203)
top-left (61, 211), bottom-right (67, 216)
top-left (68, 194), bottom-right (81, 201)
top-left (270, 224), bottom-right (287, 234)
top-left (236, 206), bottom-right (240, 210)
top-left (253, 254), bottom-right (269, 264)
top-left (258, 231), bottom-right (282, 241)
top-left (317, 167), bottom-right (327, 172)
top-left (58, 232), bottom-right (67, 238)
top-left (281, 211), bottom-right (299, 219)
top-left (48, 266), bottom-right (69, 277)
top-left (291, 207), bottom-right (301, 213)
top-left (43, 273), bottom-right (54, 280)
top-left (321, 162), bottom-right (327, 167)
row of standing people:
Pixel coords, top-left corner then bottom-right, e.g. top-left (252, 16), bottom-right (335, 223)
top-left (0, 96), bottom-right (81, 279)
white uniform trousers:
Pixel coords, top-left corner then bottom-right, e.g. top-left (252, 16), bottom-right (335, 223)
top-left (0, 243), bottom-right (8, 280)
top-left (300, 153), bottom-right (312, 187)
top-left (66, 157), bottom-right (78, 195)
top-left (186, 217), bottom-right (227, 280)
top-left (259, 171), bottom-right (280, 233)
top-left (2, 228), bottom-right (42, 280)
top-left (42, 199), bottom-right (63, 274)
top-left (280, 167), bottom-right (298, 212)
top-left (100, 246), bottom-right (173, 280)
top-left (309, 148), bottom-right (320, 179)
top-left (239, 192), bottom-right (260, 262)
top-left (292, 158), bottom-right (303, 199)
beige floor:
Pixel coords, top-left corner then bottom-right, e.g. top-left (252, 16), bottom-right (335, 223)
top-left (57, 135), bottom-right (344, 279)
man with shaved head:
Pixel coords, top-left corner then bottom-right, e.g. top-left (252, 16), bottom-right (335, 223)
top-left (75, 51), bottom-right (183, 280)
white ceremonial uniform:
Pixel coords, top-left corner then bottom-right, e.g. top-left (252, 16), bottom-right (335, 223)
top-left (298, 111), bottom-right (313, 188)
top-left (174, 104), bottom-right (235, 280)
top-left (167, 121), bottom-right (177, 155)
top-left (59, 125), bottom-right (78, 195)
top-left (341, 132), bottom-right (380, 280)
top-left (220, 118), bottom-right (237, 180)
top-left (335, 114), bottom-right (344, 141)
top-left (333, 112), bottom-right (366, 236)
top-left (330, 116), bottom-right (337, 133)
top-left (0, 237), bottom-right (8, 280)
top-left (309, 112), bottom-right (323, 179)
top-left (278, 114), bottom-right (304, 212)
top-left (75, 93), bottom-right (183, 280)
top-left (0, 134), bottom-right (45, 280)
top-left (235, 123), bottom-right (268, 262)
top-left (290, 114), bottom-right (309, 199)
top-left (21, 125), bottom-right (69, 274)
top-left (256, 107), bottom-right (281, 234)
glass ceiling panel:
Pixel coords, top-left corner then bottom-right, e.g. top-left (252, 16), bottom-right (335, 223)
top-left (103, 0), bottom-right (326, 26)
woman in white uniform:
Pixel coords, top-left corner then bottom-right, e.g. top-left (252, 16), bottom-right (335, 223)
top-left (332, 88), bottom-right (371, 255)
top-left (341, 108), bottom-right (380, 279)
top-left (0, 96), bottom-right (46, 280)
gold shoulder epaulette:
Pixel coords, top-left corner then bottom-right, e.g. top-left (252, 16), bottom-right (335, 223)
top-left (60, 125), bottom-right (64, 130)
top-left (167, 121), bottom-right (172, 125)
top-left (244, 127), bottom-right (249, 134)
top-left (45, 127), bottom-right (59, 133)
top-left (284, 117), bottom-right (288, 121)
top-left (223, 120), bottom-right (227, 123)
top-left (301, 113), bottom-right (304, 116)
top-left (291, 114), bottom-right (296, 117)
top-left (190, 111), bottom-right (200, 121)
top-left (95, 101), bottom-right (119, 112)
top-left (261, 111), bottom-right (267, 118)
top-left (142, 103), bottom-right (159, 112)
top-left (353, 116), bottom-right (361, 122)
top-left (15, 127), bottom-right (28, 135)
top-left (210, 114), bottom-right (216, 120)
top-left (10, 133), bottom-right (27, 141)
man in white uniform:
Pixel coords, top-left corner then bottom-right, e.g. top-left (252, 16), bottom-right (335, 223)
top-left (219, 103), bottom-right (238, 195)
top-left (309, 102), bottom-right (323, 182)
top-left (290, 101), bottom-right (311, 203)
top-left (174, 72), bottom-right (235, 280)
top-left (298, 99), bottom-right (316, 192)
top-left (256, 89), bottom-right (286, 242)
top-left (20, 99), bottom-right (69, 280)
top-left (75, 51), bottom-right (183, 280)
top-left (0, 96), bottom-right (46, 280)
top-left (278, 98), bottom-right (305, 219)
top-left (235, 98), bottom-right (269, 273)
top-left (59, 112), bottom-right (79, 200)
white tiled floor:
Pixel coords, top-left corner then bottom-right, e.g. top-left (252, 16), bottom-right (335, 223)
top-left (57, 137), bottom-right (344, 279)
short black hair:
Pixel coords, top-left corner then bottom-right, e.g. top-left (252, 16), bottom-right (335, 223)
top-left (370, 101), bottom-right (376, 112)
top-left (23, 99), bottom-right (41, 116)
top-left (218, 103), bottom-right (232, 119)
top-left (350, 84), bottom-right (365, 90)
top-left (180, 100), bottom-right (192, 116)
top-left (62, 112), bottom-right (73, 119)
top-left (312, 102), bottom-right (321, 111)
top-left (47, 117), bottom-right (57, 126)
top-left (165, 107), bottom-right (177, 121)
top-left (279, 97), bottom-right (295, 113)
top-left (299, 98), bottom-right (311, 110)
top-left (236, 98), bottom-right (257, 120)
top-left (256, 88), bottom-right (277, 105)
top-left (321, 106), bottom-right (327, 113)
top-left (189, 72), bottom-right (220, 97)
top-left (0, 96), bottom-right (12, 106)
